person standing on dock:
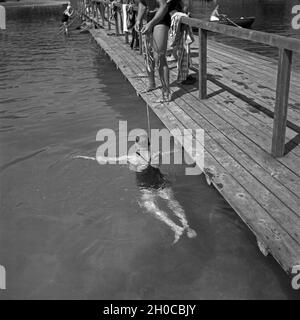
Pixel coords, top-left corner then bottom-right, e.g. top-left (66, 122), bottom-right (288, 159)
top-left (135, 0), bottom-right (172, 102)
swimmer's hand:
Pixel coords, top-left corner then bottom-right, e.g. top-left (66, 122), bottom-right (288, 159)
top-left (96, 154), bottom-right (129, 164)
top-left (150, 151), bottom-right (161, 168)
top-left (151, 150), bottom-right (174, 167)
top-left (134, 20), bottom-right (142, 32)
top-left (141, 22), bottom-right (153, 34)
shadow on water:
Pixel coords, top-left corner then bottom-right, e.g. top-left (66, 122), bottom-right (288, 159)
top-left (0, 6), bottom-right (299, 299)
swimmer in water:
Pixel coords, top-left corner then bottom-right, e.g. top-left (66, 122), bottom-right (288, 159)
top-left (74, 134), bottom-right (197, 244)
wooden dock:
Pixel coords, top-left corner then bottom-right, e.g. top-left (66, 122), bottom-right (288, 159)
top-left (82, 0), bottom-right (300, 273)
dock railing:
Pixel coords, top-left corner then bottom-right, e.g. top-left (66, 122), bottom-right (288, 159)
top-left (82, 0), bottom-right (300, 158)
top-left (180, 16), bottom-right (300, 158)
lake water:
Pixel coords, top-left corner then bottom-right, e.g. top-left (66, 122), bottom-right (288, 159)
top-left (0, 5), bottom-right (299, 299)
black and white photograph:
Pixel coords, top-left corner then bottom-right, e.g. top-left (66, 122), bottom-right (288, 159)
top-left (0, 0), bottom-right (300, 303)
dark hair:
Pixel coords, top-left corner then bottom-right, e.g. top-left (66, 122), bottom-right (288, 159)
top-left (135, 135), bottom-right (150, 146)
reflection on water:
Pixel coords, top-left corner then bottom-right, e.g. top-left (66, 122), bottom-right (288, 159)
top-left (0, 7), bottom-right (299, 299)
top-left (190, 0), bottom-right (300, 69)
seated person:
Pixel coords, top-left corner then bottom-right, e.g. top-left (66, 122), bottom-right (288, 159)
top-left (210, 5), bottom-right (220, 21)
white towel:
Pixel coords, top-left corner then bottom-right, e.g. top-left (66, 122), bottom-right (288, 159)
top-left (122, 4), bottom-right (128, 32)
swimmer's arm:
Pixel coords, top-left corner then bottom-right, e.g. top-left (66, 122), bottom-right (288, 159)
top-left (150, 150), bottom-right (174, 168)
top-left (211, 5), bottom-right (220, 17)
top-left (135, 1), bottom-right (146, 31)
top-left (152, 150), bottom-right (174, 160)
top-left (96, 155), bottom-right (129, 163)
top-left (73, 155), bottom-right (129, 163)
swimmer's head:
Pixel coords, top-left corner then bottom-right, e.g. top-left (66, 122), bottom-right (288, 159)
top-left (128, 134), bottom-right (150, 172)
top-left (135, 134), bottom-right (150, 153)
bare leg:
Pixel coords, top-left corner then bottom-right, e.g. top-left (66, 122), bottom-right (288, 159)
top-left (141, 34), bottom-right (156, 92)
top-left (63, 22), bottom-right (68, 35)
top-left (152, 24), bottom-right (170, 101)
top-left (139, 189), bottom-right (184, 243)
top-left (158, 188), bottom-right (197, 238)
top-left (147, 52), bottom-right (156, 91)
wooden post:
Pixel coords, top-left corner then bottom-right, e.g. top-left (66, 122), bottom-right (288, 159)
top-left (100, 2), bottom-right (105, 27)
top-left (271, 48), bottom-right (293, 157)
top-left (139, 20), bottom-right (143, 55)
top-left (115, 5), bottom-right (119, 35)
top-left (96, 3), bottom-right (100, 26)
top-left (124, 2), bottom-right (129, 43)
top-left (93, 3), bottom-right (97, 28)
top-left (92, 3), bottom-right (95, 27)
top-left (198, 28), bottom-right (207, 99)
top-left (119, 8), bottom-right (123, 34)
top-left (107, 4), bottom-right (111, 30)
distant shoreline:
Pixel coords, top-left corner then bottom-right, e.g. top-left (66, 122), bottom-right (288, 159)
top-left (1, 0), bottom-right (67, 8)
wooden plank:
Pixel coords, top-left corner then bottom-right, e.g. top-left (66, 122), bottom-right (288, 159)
top-left (272, 49), bottom-right (293, 157)
top-left (206, 80), bottom-right (299, 150)
top-left (188, 74), bottom-right (300, 175)
top-left (208, 41), bottom-right (300, 86)
top-left (197, 61), bottom-right (300, 159)
top-left (205, 50), bottom-right (300, 107)
top-left (205, 43), bottom-right (300, 101)
top-left (191, 57), bottom-right (300, 128)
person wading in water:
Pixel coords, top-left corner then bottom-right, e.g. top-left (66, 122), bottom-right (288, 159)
top-left (61, 2), bottom-right (74, 35)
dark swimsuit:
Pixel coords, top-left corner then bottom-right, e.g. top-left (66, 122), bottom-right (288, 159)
top-left (140, 0), bottom-right (178, 28)
top-left (61, 14), bottom-right (69, 23)
top-left (136, 165), bottom-right (168, 190)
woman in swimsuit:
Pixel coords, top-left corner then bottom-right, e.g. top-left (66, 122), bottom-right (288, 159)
top-left (135, 0), bottom-right (172, 102)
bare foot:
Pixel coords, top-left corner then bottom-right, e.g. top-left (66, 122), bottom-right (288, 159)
top-left (153, 89), bottom-right (171, 104)
top-left (172, 226), bottom-right (184, 244)
top-left (186, 227), bottom-right (197, 238)
top-left (162, 88), bottom-right (171, 102)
